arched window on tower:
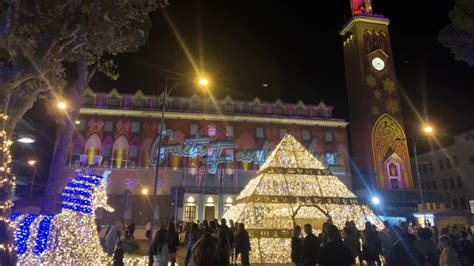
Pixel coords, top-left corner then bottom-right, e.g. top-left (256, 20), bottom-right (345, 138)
top-left (102, 136), bottom-right (113, 167)
top-left (364, 32), bottom-right (372, 53)
top-left (70, 135), bottom-right (85, 166)
top-left (129, 136), bottom-right (141, 168)
top-left (84, 134), bottom-right (102, 165)
top-left (113, 135), bottom-right (129, 168)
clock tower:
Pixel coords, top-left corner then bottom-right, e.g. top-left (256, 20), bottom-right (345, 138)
top-left (340, 1), bottom-right (414, 191)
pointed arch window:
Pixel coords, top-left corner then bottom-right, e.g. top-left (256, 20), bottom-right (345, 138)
top-left (113, 135), bottom-right (129, 168)
top-left (84, 134), bottom-right (102, 165)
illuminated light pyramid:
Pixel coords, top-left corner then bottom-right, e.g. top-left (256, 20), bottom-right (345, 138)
top-left (223, 134), bottom-right (382, 264)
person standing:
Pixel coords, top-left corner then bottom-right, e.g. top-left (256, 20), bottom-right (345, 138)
top-left (167, 223), bottom-right (180, 266)
top-left (362, 222), bottom-right (381, 266)
top-left (459, 230), bottom-right (474, 266)
top-left (150, 229), bottom-right (169, 266)
top-left (217, 227), bottom-right (231, 266)
top-left (112, 240), bottom-right (124, 266)
top-left (291, 225), bottom-right (304, 266)
top-left (235, 223), bottom-right (251, 266)
top-left (302, 224), bottom-right (321, 266)
top-left (105, 221), bottom-right (121, 256)
top-left (317, 225), bottom-right (355, 266)
top-left (439, 235), bottom-right (459, 266)
top-left (127, 220), bottom-right (136, 239)
top-left (387, 226), bottom-right (424, 266)
top-left (342, 226), bottom-right (361, 265)
top-left (414, 228), bottom-right (439, 266)
top-left (145, 221), bottom-right (152, 240)
top-left (184, 223), bottom-right (199, 266)
top-left (191, 232), bottom-right (220, 266)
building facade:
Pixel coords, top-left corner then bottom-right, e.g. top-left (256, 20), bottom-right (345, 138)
top-left (413, 129), bottom-right (474, 226)
top-left (63, 89), bottom-right (350, 225)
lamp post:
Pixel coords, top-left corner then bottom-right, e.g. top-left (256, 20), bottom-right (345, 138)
top-left (149, 76), bottom-right (209, 246)
top-left (28, 160), bottom-right (37, 198)
top-left (399, 125), bottom-right (433, 227)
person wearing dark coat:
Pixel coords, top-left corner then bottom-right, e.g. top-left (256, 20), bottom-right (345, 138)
top-left (291, 225), bottom-right (304, 266)
top-left (387, 226), bottom-right (424, 266)
top-left (112, 240), bottom-right (124, 266)
top-left (235, 223), bottom-right (251, 266)
top-left (302, 224), bottom-right (321, 266)
top-left (316, 225), bottom-right (355, 266)
top-left (167, 223), bottom-right (180, 266)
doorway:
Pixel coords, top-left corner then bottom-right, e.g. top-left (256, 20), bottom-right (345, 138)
top-left (205, 206), bottom-right (215, 221)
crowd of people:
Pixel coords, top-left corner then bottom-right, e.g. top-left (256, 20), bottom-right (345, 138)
top-left (99, 217), bottom-right (473, 266)
top-left (148, 218), bottom-right (250, 266)
top-left (290, 220), bottom-right (474, 266)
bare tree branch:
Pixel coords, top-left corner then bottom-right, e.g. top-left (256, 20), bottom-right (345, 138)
top-left (0, 0), bottom-right (19, 38)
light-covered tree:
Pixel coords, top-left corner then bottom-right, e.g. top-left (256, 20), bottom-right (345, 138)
top-left (438, 0), bottom-right (474, 65)
top-left (0, 1), bottom-right (159, 264)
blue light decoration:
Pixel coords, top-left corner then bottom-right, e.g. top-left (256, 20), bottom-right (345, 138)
top-left (10, 212), bottom-right (22, 222)
top-left (76, 176), bottom-right (101, 185)
top-left (60, 196), bottom-right (92, 206)
top-left (16, 214), bottom-right (39, 255)
top-left (62, 189), bottom-right (92, 198)
top-left (66, 181), bottom-right (93, 190)
top-left (61, 204), bottom-right (93, 214)
top-left (34, 214), bottom-right (55, 256)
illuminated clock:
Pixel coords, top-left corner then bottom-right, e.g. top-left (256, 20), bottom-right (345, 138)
top-left (371, 57), bottom-right (385, 71)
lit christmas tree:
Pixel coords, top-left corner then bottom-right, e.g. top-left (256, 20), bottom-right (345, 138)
top-left (223, 134), bottom-right (382, 264)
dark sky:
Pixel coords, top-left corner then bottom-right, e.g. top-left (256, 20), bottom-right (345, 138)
top-left (89, 0), bottom-right (474, 136)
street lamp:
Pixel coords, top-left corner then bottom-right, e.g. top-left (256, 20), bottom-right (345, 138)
top-left (399, 124), bottom-right (434, 227)
top-left (57, 101), bottom-right (67, 110)
top-left (17, 135), bottom-right (36, 144)
top-left (371, 196), bottom-right (381, 205)
top-left (149, 76), bottom-right (209, 246)
top-left (142, 188), bottom-right (148, 195)
top-left (28, 160), bottom-right (37, 198)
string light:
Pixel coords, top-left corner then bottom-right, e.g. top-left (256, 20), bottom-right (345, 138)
top-left (11, 172), bottom-right (115, 264)
top-left (224, 134), bottom-right (382, 264)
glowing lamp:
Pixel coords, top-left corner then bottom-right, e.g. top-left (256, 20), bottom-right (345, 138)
top-left (27, 160), bottom-right (37, 166)
top-left (17, 136), bottom-right (36, 144)
top-left (141, 188), bottom-right (148, 195)
top-left (75, 120), bottom-right (81, 125)
top-left (371, 196), bottom-right (381, 205)
top-left (57, 101), bottom-right (67, 110)
top-left (423, 126), bottom-right (433, 134)
top-left (198, 78), bottom-right (209, 86)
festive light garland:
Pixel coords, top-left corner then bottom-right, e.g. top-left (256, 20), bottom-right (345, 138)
top-left (12, 172), bottom-right (114, 264)
top-left (224, 134), bottom-right (383, 264)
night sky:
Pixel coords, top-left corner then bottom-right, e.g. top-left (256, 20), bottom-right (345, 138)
top-left (88, 0), bottom-right (474, 136)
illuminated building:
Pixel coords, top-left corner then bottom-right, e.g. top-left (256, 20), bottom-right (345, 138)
top-left (63, 89), bottom-right (350, 224)
top-left (340, 1), bottom-right (446, 219)
top-left (223, 134), bottom-right (382, 264)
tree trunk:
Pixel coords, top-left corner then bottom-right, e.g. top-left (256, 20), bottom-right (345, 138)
top-left (0, 91), bottom-right (17, 266)
top-left (40, 58), bottom-right (90, 214)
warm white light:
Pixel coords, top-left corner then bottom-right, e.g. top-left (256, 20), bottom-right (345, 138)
top-left (207, 196), bottom-right (214, 203)
top-left (27, 160), bottom-right (37, 166)
top-left (75, 120), bottom-right (81, 125)
top-left (187, 196), bottom-right (195, 203)
top-left (17, 137), bottom-right (35, 143)
top-left (423, 126), bottom-right (433, 134)
top-left (141, 188), bottom-right (148, 195)
top-left (226, 197), bottom-right (233, 204)
top-left (57, 101), bottom-right (67, 110)
top-left (198, 78), bottom-right (209, 86)
top-left (371, 196), bottom-right (381, 205)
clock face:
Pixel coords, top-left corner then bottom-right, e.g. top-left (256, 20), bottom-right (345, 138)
top-left (371, 57), bottom-right (385, 71)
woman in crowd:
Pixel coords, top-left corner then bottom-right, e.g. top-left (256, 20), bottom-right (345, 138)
top-left (291, 225), bottom-right (304, 266)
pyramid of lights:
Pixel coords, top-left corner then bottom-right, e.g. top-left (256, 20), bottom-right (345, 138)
top-left (223, 134), bottom-right (382, 264)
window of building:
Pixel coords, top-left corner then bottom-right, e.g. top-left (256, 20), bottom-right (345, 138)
top-left (318, 110), bottom-right (326, 117)
top-left (302, 130), bottom-right (310, 141)
top-left (102, 147), bottom-right (111, 157)
top-left (226, 126), bottom-right (234, 137)
top-left (421, 183), bottom-right (425, 190)
top-left (460, 198), bottom-right (467, 210)
top-left (184, 205), bottom-right (196, 222)
top-left (104, 121), bottom-right (113, 132)
top-left (422, 164), bottom-right (428, 174)
top-left (256, 128), bottom-right (264, 138)
top-left (77, 120), bottom-right (86, 131)
top-left (208, 124), bottom-right (216, 136)
top-left (456, 176), bottom-right (462, 188)
top-left (133, 98), bottom-right (145, 108)
top-left (131, 122), bottom-right (140, 133)
top-left (439, 159), bottom-right (444, 170)
top-left (435, 203), bottom-right (440, 209)
top-left (446, 158), bottom-right (451, 169)
top-left (469, 156), bottom-right (474, 164)
top-left (129, 146), bottom-right (138, 158)
top-left (279, 129), bottom-right (286, 138)
top-left (429, 162), bottom-right (434, 172)
top-left (453, 199), bottom-right (459, 209)
top-left (429, 203), bottom-right (434, 210)
top-left (432, 181), bottom-right (437, 191)
top-left (453, 156), bottom-right (458, 166)
top-left (190, 124), bottom-right (198, 135)
top-left (446, 202), bottom-right (451, 209)
top-left (296, 108), bottom-right (306, 116)
top-left (108, 97), bottom-right (120, 106)
top-left (442, 179), bottom-right (448, 190)
top-left (390, 178), bottom-right (399, 189)
top-left (273, 106), bottom-right (284, 115)
top-left (324, 131), bottom-right (333, 142)
top-left (449, 177), bottom-right (455, 189)
top-left (251, 106), bottom-right (261, 113)
top-left (426, 182), bottom-right (431, 190)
